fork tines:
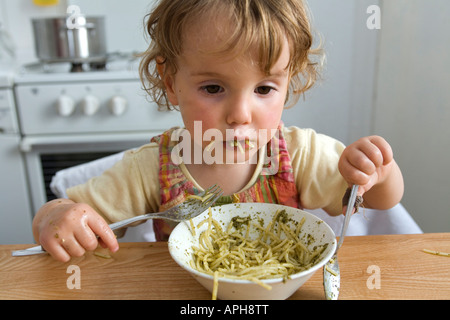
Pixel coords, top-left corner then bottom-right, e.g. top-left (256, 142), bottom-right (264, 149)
top-left (202, 184), bottom-right (219, 196)
top-left (203, 186), bottom-right (223, 206)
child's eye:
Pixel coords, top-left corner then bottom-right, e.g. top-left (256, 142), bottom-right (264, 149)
top-left (255, 86), bottom-right (274, 95)
top-left (201, 85), bottom-right (223, 94)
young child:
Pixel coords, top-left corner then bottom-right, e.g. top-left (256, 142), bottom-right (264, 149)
top-left (32, 0), bottom-right (404, 262)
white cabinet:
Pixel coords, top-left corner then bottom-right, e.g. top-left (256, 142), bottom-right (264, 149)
top-left (0, 136), bottom-right (34, 244)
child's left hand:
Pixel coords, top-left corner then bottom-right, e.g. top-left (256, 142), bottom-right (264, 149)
top-left (338, 135), bottom-right (397, 198)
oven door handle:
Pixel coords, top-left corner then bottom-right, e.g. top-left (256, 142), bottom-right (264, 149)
top-left (20, 133), bottom-right (152, 153)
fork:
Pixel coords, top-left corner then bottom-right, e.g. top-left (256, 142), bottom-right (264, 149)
top-left (323, 184), bottom-right (359, 300)
top-left (11, 184), bottom-right (223, 257)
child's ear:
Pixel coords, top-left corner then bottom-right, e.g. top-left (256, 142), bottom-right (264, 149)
top-left (156, 58), bottom-right (179, 106)
top-left (163, 74), bottom-right (179, 106)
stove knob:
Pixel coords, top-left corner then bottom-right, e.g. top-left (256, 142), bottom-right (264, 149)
top-left (56, 95), bottom-right (76, 117)
top-left (109, 96), bottom-right (127, 116)
top-left (82, 95), bottom-right (100, 116)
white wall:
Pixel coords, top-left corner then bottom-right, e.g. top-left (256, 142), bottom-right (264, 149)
top-left (283, 0), bottom-right (379, 145)
top-left (373, 0), bottom-right (450, 232)
top-left (66, 0), bottom-right (152, 54)
top-left (287, 0), bottom-right (450, 233)
top-left (0, 0), bottom-right (69, 64)
top-left (0, 0), bottom-right (151, 64)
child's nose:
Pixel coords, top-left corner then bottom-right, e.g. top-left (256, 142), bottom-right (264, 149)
top-left (226, 95), bottom-right (252, 125)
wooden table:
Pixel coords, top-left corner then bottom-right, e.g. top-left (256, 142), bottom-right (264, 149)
top-left (1, 233), bottom-right (449, 300)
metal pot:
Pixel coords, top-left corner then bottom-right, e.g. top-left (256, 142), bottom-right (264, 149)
top-left (32, 16), bottom-right (107, 64)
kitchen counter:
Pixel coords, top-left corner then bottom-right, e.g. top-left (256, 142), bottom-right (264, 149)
top-left (1, 233), bottom-right (449, 300)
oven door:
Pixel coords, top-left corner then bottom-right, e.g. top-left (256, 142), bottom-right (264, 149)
top-left (21, 132), bottom-right (152, 215)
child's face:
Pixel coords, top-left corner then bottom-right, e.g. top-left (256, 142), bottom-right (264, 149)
top-left (163, 17), bottom-right (290, 163)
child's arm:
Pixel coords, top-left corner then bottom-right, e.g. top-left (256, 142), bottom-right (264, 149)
top-left (338, 135), bottom-right (404, 210)
top-left (32, 199), bottom-right (119, 262)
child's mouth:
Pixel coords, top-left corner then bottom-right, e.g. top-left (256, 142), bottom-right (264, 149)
top-left (204, 138), bottom-right (256, 153)
top-left (224, 139), bottom-right (255, 153)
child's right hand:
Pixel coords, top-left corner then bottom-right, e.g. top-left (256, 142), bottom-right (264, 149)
top-left (32, 199), bottom-right (119, 262)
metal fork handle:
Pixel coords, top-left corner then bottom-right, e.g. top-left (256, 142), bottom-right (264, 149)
top-left (335, 185), bottom-right (359, 255)
top-left (108, 212), bottom-right (162, 231)
top-left (11, 212), bottom-right (167, 257)
top-left (12, 211), bottom-right (187, 256)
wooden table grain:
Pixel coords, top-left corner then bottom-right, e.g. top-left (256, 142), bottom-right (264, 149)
top-left (1, 233), bottom-right (449, 300)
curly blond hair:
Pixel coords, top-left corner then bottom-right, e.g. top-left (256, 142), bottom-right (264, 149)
top-left (139, 0), bottom-right (323, 111)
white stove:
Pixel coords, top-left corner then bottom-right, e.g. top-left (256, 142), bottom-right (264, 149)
top-left (0, 67), bottom-right (33, 244)
top-left (14, 59), bottom-right (182, 137)
top-left (12, 58), bottom-right (183, 218)
top-left (0, 69), bottom-right (17, 134)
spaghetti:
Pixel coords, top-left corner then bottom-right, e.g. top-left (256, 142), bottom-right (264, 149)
top-left (190, 208), bottom-right (328, 299)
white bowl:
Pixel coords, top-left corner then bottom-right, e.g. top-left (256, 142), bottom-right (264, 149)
top-left (168, 203), bottom-right (336, 300)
